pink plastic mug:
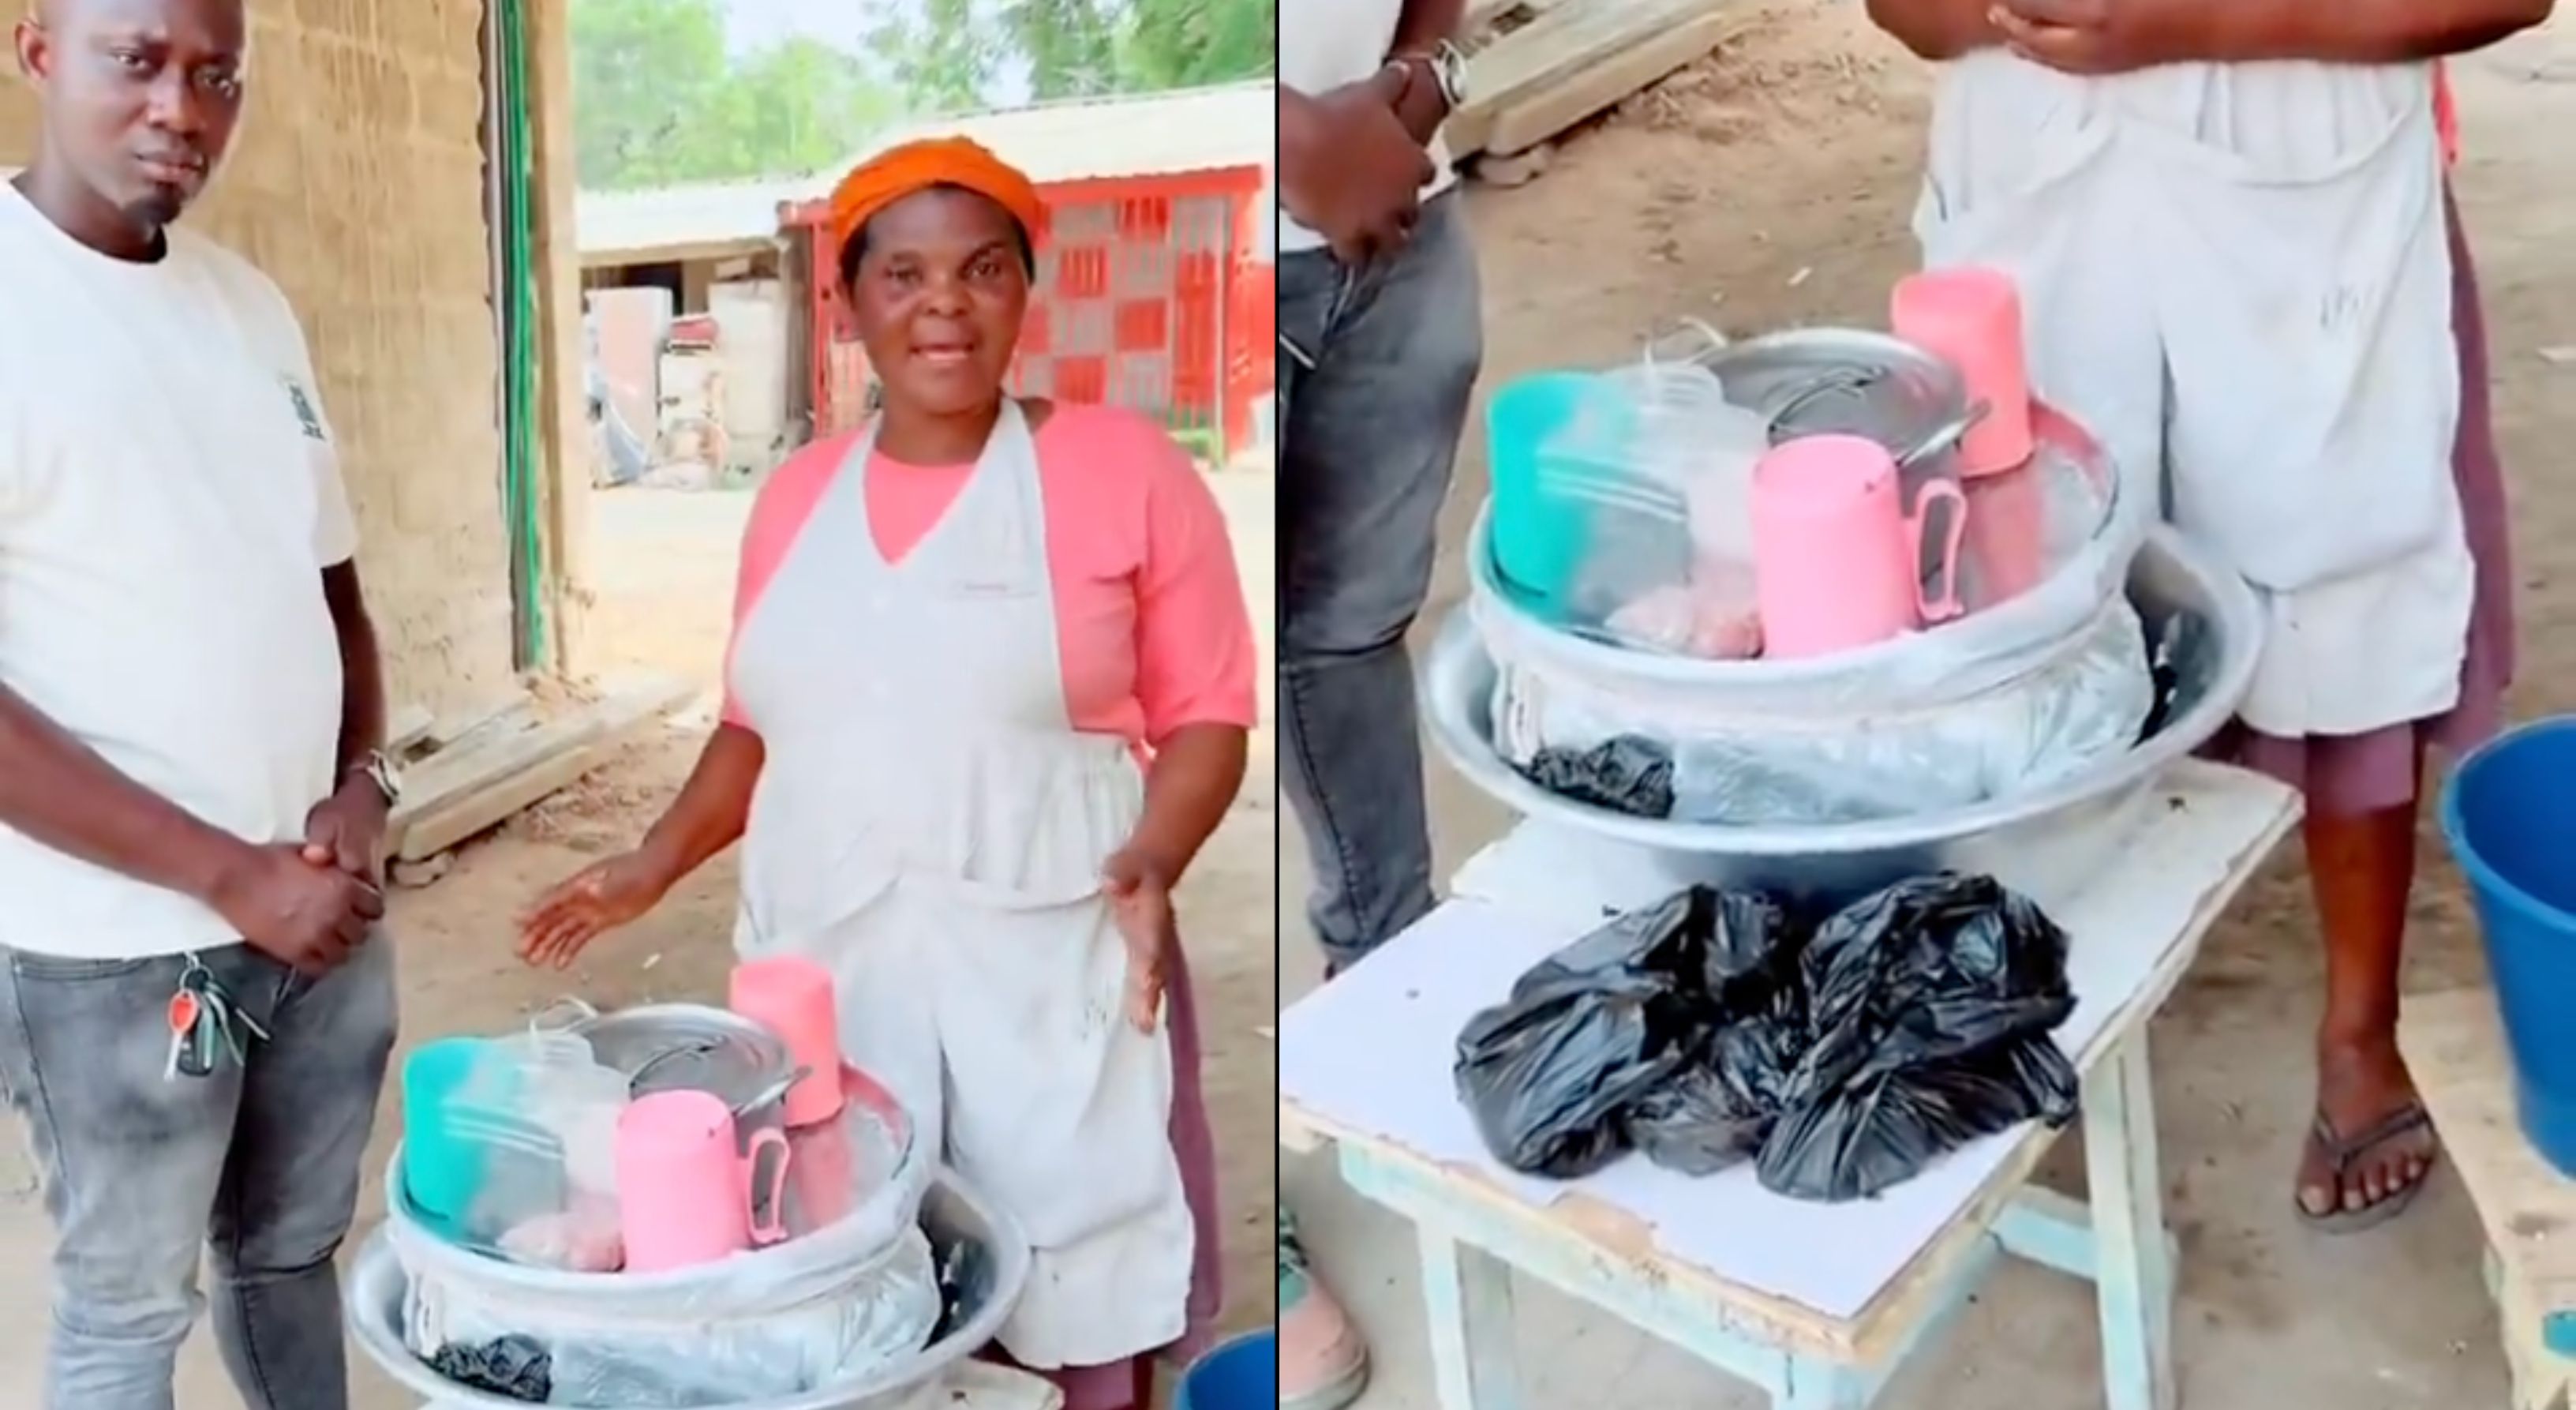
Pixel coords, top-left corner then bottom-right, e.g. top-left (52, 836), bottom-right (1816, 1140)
top-left (1891, 266), bottom-right (2032, 478)
top-left (616, 1089), bottom-right (792, 1273)
top-left (1753, 434), bottom-right (1968, 659)
top-left (729, 957), bottom-right (844, 1129)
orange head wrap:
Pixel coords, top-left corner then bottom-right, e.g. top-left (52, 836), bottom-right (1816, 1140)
top-left (826, 137), bottom-right (1045, 268)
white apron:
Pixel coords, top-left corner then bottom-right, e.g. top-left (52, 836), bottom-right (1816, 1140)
top-left (1915, 52), bottom-right (2475, 737)
top-left (724, 401), bottom-right (1195, 1368)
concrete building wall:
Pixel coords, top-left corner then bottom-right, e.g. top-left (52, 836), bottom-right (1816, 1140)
top-left (0, 0), bottom-right (518, 722)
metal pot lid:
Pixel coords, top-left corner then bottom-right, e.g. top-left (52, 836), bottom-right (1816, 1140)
top-left (561, 1003), bottom-right (793, 1106)
top-left (1651, 324), bottom-right (1970, 452)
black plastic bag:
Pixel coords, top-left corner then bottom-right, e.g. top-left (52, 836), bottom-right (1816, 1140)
top-left (1626, 1009), bottom-right (1803, 1176)
top-left (1691, 890), bottom-right (1803, 1012)
top-left (429, 1335), bottom-right (552, 1402)
top-left (1522, 735), bottom-right (1676, 819)
top-left (1456, 888), bottom-right (1797, 1178)
top-left (1756, 874), bottom-right (2078, 1202)
top-left (1623, 909), bottom-right (1807, 1179)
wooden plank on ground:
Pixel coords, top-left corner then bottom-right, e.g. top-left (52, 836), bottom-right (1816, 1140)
top-left (388, 673), bottom-right (695, 861)
top-left (385, 703), bottom-right (436, 756)
top-left (425, 688), bottom-right (534, 751)
top-left (1465, 0), bottom-right (1582, 37)
top-left (1449, 0), bottom-right (1724, 158)
top-left (1485, 7), bottom-right (1742, 156)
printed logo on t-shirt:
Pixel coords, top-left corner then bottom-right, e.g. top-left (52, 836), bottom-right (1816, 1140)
top-left (282, 377), bottom-right (326, 442)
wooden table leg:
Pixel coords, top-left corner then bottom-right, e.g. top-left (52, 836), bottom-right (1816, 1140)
top-left (2489, 1246), bottom-right (2576, 1410)
top-left (2083, 1027), bottom-right (2179, 1410)
top-left (1421, 1223), bottom-right (1523, 1410)
top-left (1777, 1356), bottom-right (1872, 1409)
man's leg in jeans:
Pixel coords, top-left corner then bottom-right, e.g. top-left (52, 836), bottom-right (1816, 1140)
top-left (1279, 193), bottom-right (1484, 974)
top-left (0, 950), bottom-right (249, 1410)
top-left (207, 935), bottom-right (398, 1409)
top-left (1276, 193), bottom-right (1484, 1410)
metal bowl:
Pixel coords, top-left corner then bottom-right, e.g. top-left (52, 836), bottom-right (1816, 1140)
top-left (349, 1169), bottom-right (1028, 1410)
top-left (1421, 525), bottom-right (2264, 906)
top-left (555, 1001), bottom-right (799, 1125)
top-left (1694, 326), bottom-right (1968, 455)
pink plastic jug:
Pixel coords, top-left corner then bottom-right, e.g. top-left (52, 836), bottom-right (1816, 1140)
top-left (616, 1089), bottom-right (792, 1273)
top-left (1752, 434), bottom-right (1968, 659)
top-left (1892, 266), bottom-right (2031, 478)
top-left (729, 957), bottom-right (844, 1129)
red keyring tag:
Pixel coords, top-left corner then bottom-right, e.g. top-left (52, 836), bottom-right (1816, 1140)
top-left (168, 989), bottom-right (200, 1037)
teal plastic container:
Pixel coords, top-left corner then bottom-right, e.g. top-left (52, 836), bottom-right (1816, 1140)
top-left (1485, 371), bottom-right (1600, 603)
top-left (399, 1037), bottom-right (505, 1227)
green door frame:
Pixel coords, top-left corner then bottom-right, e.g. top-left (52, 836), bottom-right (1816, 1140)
top-left (486, 0), bottom-right (549, 672)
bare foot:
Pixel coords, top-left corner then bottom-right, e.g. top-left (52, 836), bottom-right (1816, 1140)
top-left (2295, 1038), bottom-right (2437, 1224)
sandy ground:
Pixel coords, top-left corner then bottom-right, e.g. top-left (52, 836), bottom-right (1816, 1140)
top-left (0, 465), bottom-right (1279, 1405)
top-left (1282, 7), bottom-right (2576, 1408)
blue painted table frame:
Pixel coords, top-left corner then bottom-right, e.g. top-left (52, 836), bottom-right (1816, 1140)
top-left (1321, 1026), bottom-right (2174, 1410)
top-left (1285, 764), bottom-right (2301, 1410)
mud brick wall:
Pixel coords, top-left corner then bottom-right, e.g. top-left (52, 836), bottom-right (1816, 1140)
top-left (0, 0), bottom-right (516, 720)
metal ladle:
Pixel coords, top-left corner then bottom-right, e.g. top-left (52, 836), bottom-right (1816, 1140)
top-left (1895, 399), bottom-right (1992, 472)
top-left (629, 1041), bottom-right (813, 1124)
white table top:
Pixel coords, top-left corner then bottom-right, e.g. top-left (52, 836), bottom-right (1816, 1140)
top-left (1280, 760), bottom-right (2297, 1335)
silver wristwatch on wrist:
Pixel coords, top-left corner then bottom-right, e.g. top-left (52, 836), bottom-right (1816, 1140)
top-left (1398, 39), bottom-right (1471, 114)
top-left (349, 748), bottom-right (403, 808)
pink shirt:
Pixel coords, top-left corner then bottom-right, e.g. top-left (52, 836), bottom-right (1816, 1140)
top-left (724, 403), bottom-right (1257, 747)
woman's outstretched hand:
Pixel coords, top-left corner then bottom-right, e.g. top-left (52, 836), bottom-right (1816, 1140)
top-left (519, 850), bottom-right (670, 970)
top-left (1102, 849), bottom-right (1178, 1034)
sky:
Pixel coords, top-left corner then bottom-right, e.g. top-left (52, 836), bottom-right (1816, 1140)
top-left (723, 0), bottom-right (873, 52)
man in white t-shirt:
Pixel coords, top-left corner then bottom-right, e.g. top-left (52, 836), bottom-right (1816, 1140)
top-left (1, 0), bottom-right (402, 1404)
top-left (1279, 2), bottom-right (1486, 1406)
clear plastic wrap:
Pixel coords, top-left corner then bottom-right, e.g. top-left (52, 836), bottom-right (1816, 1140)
top-left (1488, 357), bottom-right (1770, 656)
top-left (1474, 398), bottom-right (2148, 717)
top-left (401, 1224), bottom-right (942, 1405)
top-left (388, 1064), bottom-right (936, 1405)
top-left (1492, 592), bottom-right (2155, 825)
top-left (410, 1032), bottom-right (629, 1268)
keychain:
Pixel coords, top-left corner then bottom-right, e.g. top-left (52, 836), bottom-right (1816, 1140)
top-left (164, 956), bottom-right (270, 1082)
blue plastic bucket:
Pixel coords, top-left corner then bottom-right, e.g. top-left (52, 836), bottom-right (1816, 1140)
top-left (1178, 1330), bottom-right (1276, 1410)
top-left (1486, 371), bottom-right (1599, 603)
top-left (2441, 717), bottom-right (2576, 1174)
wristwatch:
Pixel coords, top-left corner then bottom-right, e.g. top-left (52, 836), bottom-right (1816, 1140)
top-left (348, 749), bottom-right (403, 808)
top-left (1395, 39), bottom-right (1471, 114)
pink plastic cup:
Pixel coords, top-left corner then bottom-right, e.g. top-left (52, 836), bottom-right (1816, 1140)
top-left (1963, 465), bottom-right (2049, 606)
top-left (1892, 266), bottom-right (2033, 478)
top-left (1753, 434), bottom-right (1966, 659)
top-left (616, 1089), bottom-right (792, 1273)
top-left (786, 1116), bottom-right (859, 1234)
top-left (730, 956), bottom-right (844, 1129)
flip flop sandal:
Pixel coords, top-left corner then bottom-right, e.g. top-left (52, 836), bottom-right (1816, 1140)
top-left (2296, 1103), bottom-right (2439, 1235)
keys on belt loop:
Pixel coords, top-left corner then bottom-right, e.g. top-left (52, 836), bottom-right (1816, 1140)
top-left (163, 954), bottom-right (271, 1082)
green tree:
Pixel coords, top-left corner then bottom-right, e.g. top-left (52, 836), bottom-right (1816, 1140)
top-left (571, 0), bottom-right (898, 189)
top-left (571, 0), bottom-right (733, 188)
top-left (1005, 0), bottom-right (1123, 99)
top-left (865, 0), bottom-right (1001, 117)
top-left (709, 37), bottom-right (901, 176)
top-left (865, 0), bottom-right (1276, 114)
top-left (1115, 0), bottom-right (1278, 90)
